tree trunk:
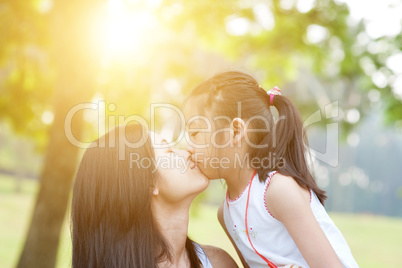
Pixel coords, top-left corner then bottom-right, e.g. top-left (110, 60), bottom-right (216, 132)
top-left (17, 0), bottom-right (100, 266)
top-left (16, 90), bottom-right (87, 268)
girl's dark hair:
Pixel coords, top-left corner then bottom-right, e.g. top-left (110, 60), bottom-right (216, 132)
top-left (185, 71), bottom-right (326, 204)
top-left (71, 123), bottom-right (201, 267)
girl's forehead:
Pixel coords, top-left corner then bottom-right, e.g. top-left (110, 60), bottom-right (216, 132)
top-left (183, 104), bottom-right (211, 127)
top-left (183, 106), bottom-right (201, 120)
top-left (183, 99), bottom-right (200, 116)
top-left (182, 93), bottom-right (209, 116)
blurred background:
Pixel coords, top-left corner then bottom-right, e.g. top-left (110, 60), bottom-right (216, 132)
top-left (1, 0), bottom-right (402, 267)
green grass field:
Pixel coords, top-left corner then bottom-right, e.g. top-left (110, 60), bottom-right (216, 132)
top-left (1, 175), bottom-right (401, 268)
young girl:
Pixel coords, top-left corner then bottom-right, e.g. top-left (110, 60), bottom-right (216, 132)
top-left (183, 71), bottom-right (358, 268)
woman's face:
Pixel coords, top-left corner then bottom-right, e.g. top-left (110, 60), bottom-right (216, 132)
top-left (150, 132), bottom-right (209, 203)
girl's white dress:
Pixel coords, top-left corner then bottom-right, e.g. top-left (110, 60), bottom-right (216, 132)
top-left (223, 171), bottom-right (359, 268)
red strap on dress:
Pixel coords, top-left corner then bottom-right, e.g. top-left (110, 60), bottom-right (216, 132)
top-left (245, 170), bottom-right (277, 268)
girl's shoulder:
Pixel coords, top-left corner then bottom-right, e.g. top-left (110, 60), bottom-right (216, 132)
top-left (266, 172), bottom-right (302, 194)
top-left (265, 172), bottom-right (311, 219)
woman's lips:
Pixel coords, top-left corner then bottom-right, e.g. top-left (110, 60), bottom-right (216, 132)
top-left (189, 159), bottom-right (196, 169)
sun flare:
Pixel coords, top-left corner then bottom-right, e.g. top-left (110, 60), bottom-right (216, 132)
top-left (94, 0), bottom-right (160, 60)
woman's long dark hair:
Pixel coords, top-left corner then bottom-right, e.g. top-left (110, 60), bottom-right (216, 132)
top-left (185, 71), bottom-right (326, 204)
top-left (71, 124), bottom-right (201, 267)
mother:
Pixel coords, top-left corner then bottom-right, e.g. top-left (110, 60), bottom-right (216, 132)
top-left (71, 123), bottom-right (237, 267)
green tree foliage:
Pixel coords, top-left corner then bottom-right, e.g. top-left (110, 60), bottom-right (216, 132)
top-left (0, 0), bottom-right (52, 145)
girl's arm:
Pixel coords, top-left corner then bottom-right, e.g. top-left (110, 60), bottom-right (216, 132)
top-left (266, 173), bottom-right (344, 268)
top-left (218, 202), bottom-right (250, 268)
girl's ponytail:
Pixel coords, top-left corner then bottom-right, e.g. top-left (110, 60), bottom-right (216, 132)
top-left (255, 93), bottom-right (327, 204)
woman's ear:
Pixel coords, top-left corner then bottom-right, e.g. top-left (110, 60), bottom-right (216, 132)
top-left (230, 118), bottom-right (247, 147)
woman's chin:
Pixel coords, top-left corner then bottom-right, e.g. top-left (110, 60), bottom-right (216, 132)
top-left (189, 167), bottom-right (209, 189)
top-left (192, 169), bottom-right (209, 183)
top-left (196, 165), bottom-right (221, 181)
top-left (197, 176), bottom-right (210, 193)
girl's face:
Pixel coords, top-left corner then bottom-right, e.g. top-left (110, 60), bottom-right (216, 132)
top-left (184, 105), bottom-right (231, 180)
top-left (150, 132), bottom-right (209, 203)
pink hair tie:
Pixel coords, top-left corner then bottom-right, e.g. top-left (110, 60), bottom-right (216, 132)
top-left (268, 86), bottom-right (281, 105)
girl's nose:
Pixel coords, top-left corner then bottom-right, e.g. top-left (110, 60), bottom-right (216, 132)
top-left (186, 145), bottom-right (196, 162)
top-left (186, 145), bottom-right (195, 155)
top-left (174, 148), bottom-right (192, 162)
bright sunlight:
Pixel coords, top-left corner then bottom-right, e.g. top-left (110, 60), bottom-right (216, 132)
top-left (94, 0), bottom-right (160, 61)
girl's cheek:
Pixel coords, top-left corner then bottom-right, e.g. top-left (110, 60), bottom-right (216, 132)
top-left (216, 131), bottom-right (230, 147)
top-left (206, 146), bottom-right (216, 159)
